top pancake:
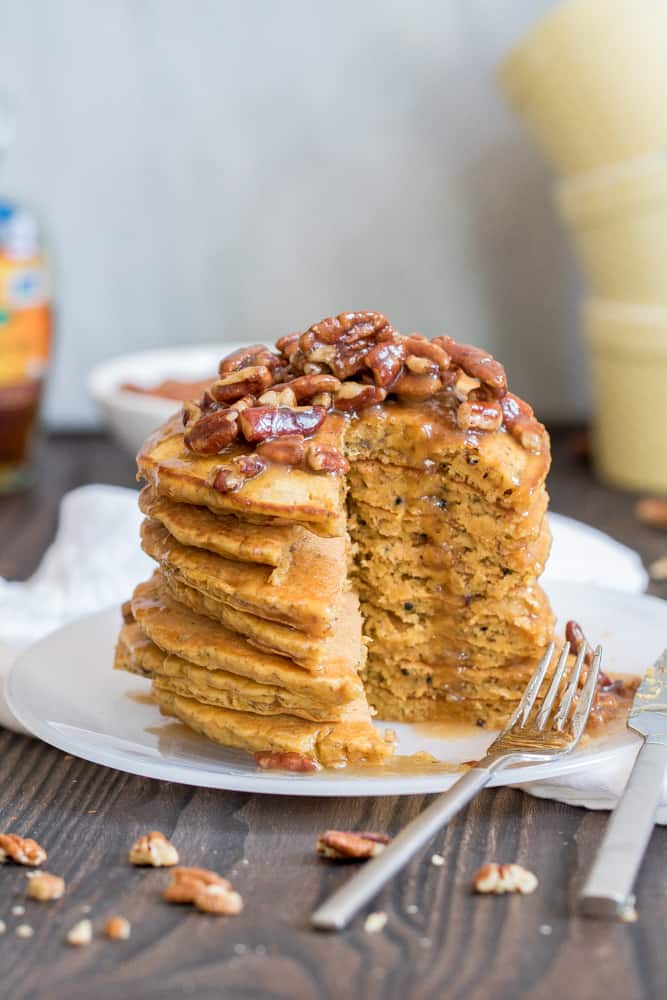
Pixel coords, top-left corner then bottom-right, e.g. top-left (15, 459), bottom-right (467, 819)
top-left (137, 413), bottom-right (347, 536)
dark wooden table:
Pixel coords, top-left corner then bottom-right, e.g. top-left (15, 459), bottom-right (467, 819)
top-left (1, 431), bottom-right (666, 1000)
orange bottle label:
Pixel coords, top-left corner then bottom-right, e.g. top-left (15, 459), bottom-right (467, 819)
top-left (0, 257), bottom-right (52, 387)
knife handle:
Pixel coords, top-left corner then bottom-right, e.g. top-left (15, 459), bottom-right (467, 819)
top-left (578, 737), bottom-right (667, 918)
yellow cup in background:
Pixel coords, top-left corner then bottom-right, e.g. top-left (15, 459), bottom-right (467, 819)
top-left (585, 300), bottom-right (667, 494)
top-left (556, 154), bottom-right (667, 303)
top-left (499, 0), bottom-right (667, 175)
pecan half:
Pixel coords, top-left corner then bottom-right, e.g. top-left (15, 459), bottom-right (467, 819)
top-left (0, 834), bottom-right (47, 867)
top-left (129, 830), bottom-right (179, 867)
top-left (257, 434), bottom-right (306, 465)
top-left (500, 394), bottom-right (544, 453)
top-left (434, 336), bottom-right (507, 397)
top-left (403, 335), bottom-right (450, 372)
top-left (258, 386), bottom-right (297, 407)
top-left (233, 453), bottom-right (267, 479)
top-left (184, 408), bottom-right (239, 454)
top-left (392, 371), bottom-right (443, 400)
top-left (456, 400), bottom-right (503, 433)
top-left (219, 344), bottom-right (282, 375)
top-left (182, 400), bottom-right (202, 427)
top-left (164, 866), bottom-right (231, 904)
top-left (274, 373), bottom-right (341, 402)
top-left (306, 442), bottom-right (349, 474)
top-left (275, 332), bottom-right (301, 360)
top-left (209, 365), bottom-right (273, 405)
top-left (238, 405), bottom-right (326, 442)
top-left (194, 884), bottom-right (244, 916)
top-left (304, 311), bottom-right (391, 348)
top-left (253, 750), bottom-right (321, 772)
top-left (472, 862), bottom-right (538, 895)
top-left (210, 468), bottom-right (244, 494)
top-left (366, 341), bottom-right (405, 387)
top-left (565, 620), bottom-right (594, 666)
top-left (316, 830), bottom-right (390, 860)
top-left (334, 382), bottom-right (386, 412)
top-left (26, 871), bottom-right (65, 901)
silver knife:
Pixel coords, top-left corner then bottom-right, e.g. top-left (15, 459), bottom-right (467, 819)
top-left (578, 648), bottom-right (667, 919)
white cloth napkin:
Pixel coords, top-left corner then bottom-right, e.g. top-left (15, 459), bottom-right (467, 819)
top-left (0, 486), bottom-right (661, 817)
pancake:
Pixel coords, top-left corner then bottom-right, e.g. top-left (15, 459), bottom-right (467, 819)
top-left (162, 571), bottom-right (356, 670)
top-left (140, 518), bottom-right (345, 635)
top-left (114, 623), bottom-right (368, 722)
top-left (154, 688), bottom-right (394, 767)
top-left (139, 487), bottom-right (298, 568)
top-left (138, 413), bottom-right (347, 536)
top-left (130, 575), bottom-right (364, 704)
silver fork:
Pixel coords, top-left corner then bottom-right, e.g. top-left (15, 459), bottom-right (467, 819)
top-left (311, 639), bottom-right (603, 931)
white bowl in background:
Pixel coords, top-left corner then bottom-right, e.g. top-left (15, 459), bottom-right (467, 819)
top-left (87, 342), bottom-right (251, 456)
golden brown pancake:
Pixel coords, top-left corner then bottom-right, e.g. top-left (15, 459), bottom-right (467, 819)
top-left (140, 518), bottom-right (345, 635)
top-left (130, 575), bottom-right (364, 705)
top-left (137, 413), bottom-right (347, 536)
top-left (114, 623), bottom-right (368, 722)
top-left (154, 687), bottom-right (393, 767)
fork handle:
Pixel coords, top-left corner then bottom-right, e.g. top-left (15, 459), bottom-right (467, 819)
top-left (311, 766), bottom-right (493, 931)
top-left (578, 737), bottom-right (667, 919)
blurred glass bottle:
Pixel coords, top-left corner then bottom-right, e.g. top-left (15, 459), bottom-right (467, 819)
top-left (0, 202), bottom-right (52, 492)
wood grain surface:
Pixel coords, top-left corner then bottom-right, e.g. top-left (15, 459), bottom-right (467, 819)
top-left (1, 431), bottom-right (666, 1000)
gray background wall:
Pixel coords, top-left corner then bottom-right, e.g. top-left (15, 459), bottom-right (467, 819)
top-left (0, 0), bottom-right (585, 428)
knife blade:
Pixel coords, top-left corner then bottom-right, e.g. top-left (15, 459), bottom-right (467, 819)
top-left (578, 648), bottom-right (667, 919)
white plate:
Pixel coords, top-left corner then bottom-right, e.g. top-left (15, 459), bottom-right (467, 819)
top-left (7, 580), bottom-right (665, 796)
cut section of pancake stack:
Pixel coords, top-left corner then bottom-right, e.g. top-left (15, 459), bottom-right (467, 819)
top-left (115, 311), bottom-right (556, 768)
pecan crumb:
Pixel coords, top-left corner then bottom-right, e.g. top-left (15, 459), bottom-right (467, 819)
top-left (364, 911), bottom-right (388, 934)
top-left (15, 924), bottom-right (34, 940)
top-left (649, 555), bottom-right (667, 581)
top-left (430, 853), bottom-right (445, 867)
top-left (66, 919), bottom-right (93, 947)
top-left (26, 872), bottom-right (65, 901)
top-left (472, 863), bottom-right (538, 895)
top-left (105, 916), bottom-right (131, 940)
top-left (316, 830), bottom-right (390, 861)
top-left (129, 831), bottom-right (179, 867)
top-left (0, 833), bottom-right (47, 867)
top-left (635, 498), bottom-right (667, 529)
top-left (0, 920), bottom-right (5, 935)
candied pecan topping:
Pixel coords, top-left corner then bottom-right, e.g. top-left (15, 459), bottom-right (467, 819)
top-left (181, 313), bottom-right (544, 485)
top-left (253, 750), bottom-right (321, 772)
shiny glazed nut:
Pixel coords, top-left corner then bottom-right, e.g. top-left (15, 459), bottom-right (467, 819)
top-left (182, 400), bottom-right (202, 427)
top-left (233, 453), bottom-right (267, 479)
top-left (334, 382), bottom-right (387, 412)
top-left (365, 341), bottom-right (405, 387)
top-left (209, 365), bottom-right (273, 404)
top-left (253, 750), bottom-right (321, 772)
top-left (453, 371), bottom-right (481, 401)
top-left (306, 442), bottom-right (349, 474)
top-left (0, 834), bottom-right (47, 867)
top-left (434, 336), bottom-right (507, 397)
top-left (565, 620), bottom-right (594, 665)
top-left (275, 373), bottom-right (341, 402)
top-left (275, 332), bottom-right (301, 359)
top-left (105, 916), bottom-right (131, 940)
top-left (129, 831), bottom-right (179, 867)
top-left (184, 408), bottom-right (239, 454)
top-left (210, 467), bottom-right (245, 494)
top-left (238, 405), bottom-right (326, 442)
top-left (316, 830), bottom-right (390, 860)
top-left (405, 354), bottom-right (437, 374)
top-left (194, 884), bottom-right (244, 916)
top-left (256, 435), bottom-right (306, 465)
top-left (392, 371), bottom-right (443, 400)
top-left (472, 862), bottom-right (538, 894)
top-left (164, 866), bottom-right (231, 904)
top-left (403, 335), bottom-right (450, 371)
top-left (258, 386), bottom-right (297, 407)
top-left (26, 871), bottom-right (65, 901)
top-left (219, 344), bottom-right (282, 375)
top-left (456, 400), bottom-right (503, 432)
top-left (311, 391), bottom-right (333, 408)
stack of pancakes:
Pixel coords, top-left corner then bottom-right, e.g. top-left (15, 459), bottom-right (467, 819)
top-left (115, 315), bottom-right (556, 767)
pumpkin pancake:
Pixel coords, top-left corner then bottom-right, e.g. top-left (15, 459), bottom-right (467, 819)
top-left (114, 623), bottom-right (368, 722)
top-left (140, 518), bottom-right (345, 635)
top-left (138, 487), bottom-right (298, 568)
top-left (137, 413), bottom-right (347, 536)
top-left (153, 688), bottom-right (393, 767)
top-left (130, 575), bottom-right (364, 705)
top-left (162, 571), bottom-right (358, 670)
